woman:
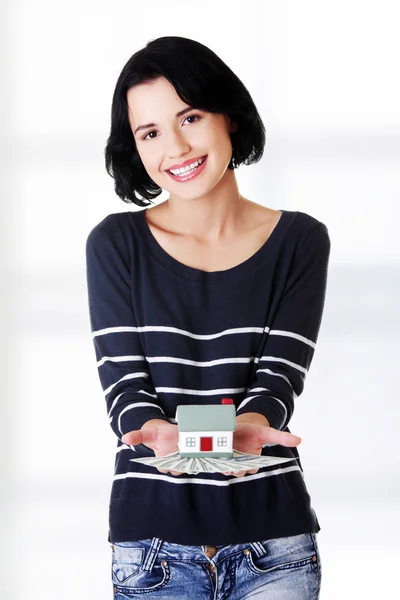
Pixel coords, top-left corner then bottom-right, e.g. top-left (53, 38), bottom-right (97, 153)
top-left (86, 36), bottom-right (330, 599)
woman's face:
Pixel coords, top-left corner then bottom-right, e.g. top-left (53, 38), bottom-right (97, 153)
top-left (127, 77), bottom-right (236, 200)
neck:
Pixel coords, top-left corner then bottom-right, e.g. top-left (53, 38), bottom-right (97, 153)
top-left (163, 171), bottom-right (246, 242)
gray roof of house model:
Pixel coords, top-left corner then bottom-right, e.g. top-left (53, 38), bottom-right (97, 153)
top-left (176, 404), bottom-right (236, 432)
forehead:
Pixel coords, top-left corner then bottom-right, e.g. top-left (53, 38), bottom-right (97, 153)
top-left (126, 77), bottom-right (186, 123)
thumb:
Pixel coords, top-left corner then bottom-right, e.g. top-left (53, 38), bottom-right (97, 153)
top-left (122, 428), bottom-right (158, 446)
top-left (261, 427), bottom-right (302, 447)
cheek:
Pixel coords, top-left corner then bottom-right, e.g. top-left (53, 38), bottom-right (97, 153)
top-left (137, 148), bottom-right (159, 172)
top-left (212, 130), bottom-right (233, 152)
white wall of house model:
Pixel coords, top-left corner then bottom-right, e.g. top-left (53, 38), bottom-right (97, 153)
top-left (179, 430), bottom-right (234, 454)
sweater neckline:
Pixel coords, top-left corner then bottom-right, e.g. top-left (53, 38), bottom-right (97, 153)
top-left (132, 207), bottom-right (289, 284)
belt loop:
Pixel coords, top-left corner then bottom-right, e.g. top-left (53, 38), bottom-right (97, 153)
top-left (249, 541), bottom-right (267, 557)
top-left (143, 538), bottom-right (163, 572)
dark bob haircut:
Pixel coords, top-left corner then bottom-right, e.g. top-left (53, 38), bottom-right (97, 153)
top-left (105, 36), bottom-right (266, 206)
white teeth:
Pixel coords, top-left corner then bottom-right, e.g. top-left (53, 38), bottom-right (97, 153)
top-left (169, 156), bottom-right (205, 175)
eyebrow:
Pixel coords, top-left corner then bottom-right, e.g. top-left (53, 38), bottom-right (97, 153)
top-left (133, 107), bottom-right (195, 136)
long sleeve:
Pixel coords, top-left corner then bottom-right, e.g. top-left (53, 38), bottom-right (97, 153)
top-left (94, 208), bottom-right (326, 546)
top-left (236, 222), bottom-right (331, 430)
top-left (85, 217), bottom-right (170, 440)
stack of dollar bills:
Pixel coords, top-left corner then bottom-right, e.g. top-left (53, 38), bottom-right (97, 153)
top-left (130, 450), bottom-right (295, 474)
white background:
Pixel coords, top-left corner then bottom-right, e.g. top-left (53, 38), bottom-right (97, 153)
top-left (1, 1), bottom-right (399, 598)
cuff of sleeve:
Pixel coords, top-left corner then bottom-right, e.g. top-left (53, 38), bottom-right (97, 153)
top-left (236, 396), bottom-right (287, 430)
top-left (118, 406), bottom-right (171, 436)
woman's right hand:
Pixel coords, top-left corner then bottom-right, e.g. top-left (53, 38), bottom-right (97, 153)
top-left (122, 419), bottom-right (182, 476)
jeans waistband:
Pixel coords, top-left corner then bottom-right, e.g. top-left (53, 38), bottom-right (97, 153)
top-left (139, 537), bottom-right (268, 570)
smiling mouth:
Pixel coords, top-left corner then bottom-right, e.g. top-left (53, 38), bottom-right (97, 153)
top-left (167, 154), bottom-right (208, 182)
top-left (167, 155), bottom-right (207, 176)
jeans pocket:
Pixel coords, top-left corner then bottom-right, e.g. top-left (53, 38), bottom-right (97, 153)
top-left (111, 543), bottom-right (170, 595)
top-left (112, 546), bottom-right (145, 584)
top-left (245, 533), bottom-right (319, 576)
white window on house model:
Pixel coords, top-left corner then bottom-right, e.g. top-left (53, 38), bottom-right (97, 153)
top-left (186, 437), bottom-right (196, 447)
top-left (217, 437), bottom-right (228, 447)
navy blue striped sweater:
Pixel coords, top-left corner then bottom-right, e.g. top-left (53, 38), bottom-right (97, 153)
top-left (85, 207), bottom-right (331, 545)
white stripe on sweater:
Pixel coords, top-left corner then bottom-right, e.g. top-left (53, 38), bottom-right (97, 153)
top-left (118, 402), bottom-right (165, 434)
top-left (237, 394), bottom-right (288, 428)
top-left (250, 369), bottom-right (294, 389)
top-left (113, 465), bottom-right (300, 485)
top-left (104, 372), bottom-right (149, 396)
top-left (97, 355), bottom-right (145, 367)
top-left (99, 355), bottom-right (255, 368)
top-left (259, 358), bottom-right (307, 376)
top-left (92, 325), bottom-right (315, 347)
top-left (108, 393), bottom-right (125, 417)
top-left (116, 444), bottom-right (130, 453)
top-left (93, 325), bottom-right (265, 339)
top-left (108, 391), bottom-right (158, 418)
top-left (147, 356), bottom-right (254, 367)
top-left (154, 386), bottom-right (247, 396)
top-left (269, 329), bottom-right (316, 348)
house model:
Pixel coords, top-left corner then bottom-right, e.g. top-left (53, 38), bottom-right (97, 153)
top-left (176, 398), bottom-right (236, 458)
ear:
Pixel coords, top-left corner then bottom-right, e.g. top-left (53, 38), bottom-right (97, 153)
top-left (224, 114), bottom-right (238, 134)
top-left (229, 120), bottom-right (238, 134)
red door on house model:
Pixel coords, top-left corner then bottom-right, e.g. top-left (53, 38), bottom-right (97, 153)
top-left (200, 437), bottom-right (213, 451)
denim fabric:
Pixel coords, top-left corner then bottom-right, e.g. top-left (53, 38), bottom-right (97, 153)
top-left (111, 532), bottom-right (321, 599)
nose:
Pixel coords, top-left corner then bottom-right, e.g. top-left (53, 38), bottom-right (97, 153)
top-left (166, 128), bottom-right (191, 159)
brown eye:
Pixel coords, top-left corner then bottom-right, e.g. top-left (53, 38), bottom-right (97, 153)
top-left (142, 114), bottom-right (201, 141)
top-left (142, 130), bottom-right (158, 141)
top-left (185, 114), bottom-right (201, 124)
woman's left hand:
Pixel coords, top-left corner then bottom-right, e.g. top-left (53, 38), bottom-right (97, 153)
top-left (222, 413), bottom-right (302, 478)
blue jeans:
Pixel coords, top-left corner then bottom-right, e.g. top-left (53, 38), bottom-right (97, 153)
top-left (111, 532), bottom-right (321, 599)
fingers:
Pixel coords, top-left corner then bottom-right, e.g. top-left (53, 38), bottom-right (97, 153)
top-left (122, 428), bottom-right (158, 446)
top-left (223, 468), bottom-right (259, 478)
top-left (262, 427), bottom-right (302, 447)
top-left (122, 421), bottom-right (178, 448)
top-left (157, 468), bottom-right (182, 477)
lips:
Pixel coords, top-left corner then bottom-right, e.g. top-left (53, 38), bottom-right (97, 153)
top-left (167, 155), bottom-right (207, 171)
top-left (167, 155), bottom-right (208, 183)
